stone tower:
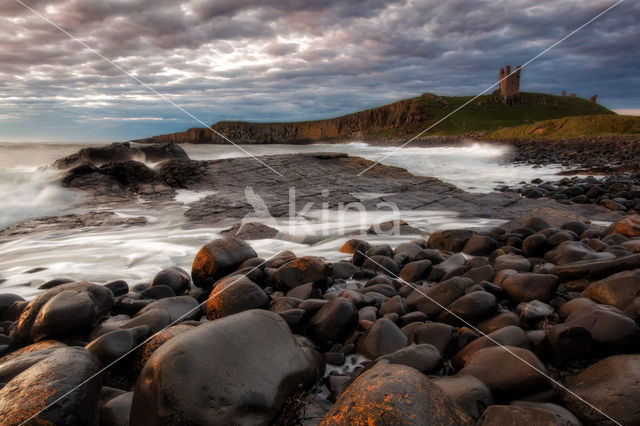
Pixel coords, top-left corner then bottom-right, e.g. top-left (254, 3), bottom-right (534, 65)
top-left (499, 65), bottom-right (521, 105)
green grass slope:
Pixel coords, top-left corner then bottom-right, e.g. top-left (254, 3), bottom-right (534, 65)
top-left (400, 92), bottom-right (614, 136)
top-left (488, 114), bottom-right (640, 139)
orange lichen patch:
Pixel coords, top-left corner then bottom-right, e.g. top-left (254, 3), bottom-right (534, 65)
top-left (613, 215), bottom-right (640, 238)
top-left (339, 239), bottom-right (362, 254)
top-left (289, 257), bottom-right (312, 272)
top-left (272, 256), bottom-right (326, 290)
top-left (320, 364), bottom-right (472, 425)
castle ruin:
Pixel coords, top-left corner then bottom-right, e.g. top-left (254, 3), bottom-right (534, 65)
top-left (499, 65), bottom-right (521, 105)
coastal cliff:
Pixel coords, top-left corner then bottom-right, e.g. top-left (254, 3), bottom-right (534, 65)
top-left (135, 97), bottom-right (431, 144)
top-left (134, 93), bottom-right (613, 144)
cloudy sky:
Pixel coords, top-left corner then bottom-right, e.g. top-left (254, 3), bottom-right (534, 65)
top-left (1, 0), bottom-right (638, 142)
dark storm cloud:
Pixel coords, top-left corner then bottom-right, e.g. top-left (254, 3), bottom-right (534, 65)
top-left (0, 0), bottom-right (638, 142)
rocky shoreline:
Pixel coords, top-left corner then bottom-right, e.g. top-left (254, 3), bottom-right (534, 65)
top-left (2, 210), bottom-right (640, 424)
top-left (1, 140), bottom-right (640, 424)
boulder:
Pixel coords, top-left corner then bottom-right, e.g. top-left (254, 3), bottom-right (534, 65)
top-left (206, 275), bottom-right (268, 319)
top-left (85, 326), bottom-right (150, 365)
top-left (437, 291), bottom-right (497, 326)
top-left (191, 237), bottom-right (257, 289)
top-left (375, 343), bottom-right (442, 374)
top-left (0, 347), bottom-right (102, 425)
top-left (477, 401), bottom-right (581, 425)
top-left (459, 346), bottom-right (551, 401)
top-left (130, 324), bottom-right (195, 375)
top-left (563, 304), bottom-right (639, 352)
top-left (130, 310), bottom-right (323, 425)
top-left (151, 267), bottom-right (191, 295)
top-left (429, 253), bottom-right (467, 281)
top-left (501, 273), bottom-right (559, 303)
top-left (16, 282), bottom-right (113, 344)
top-left (0, 346), bottom-right (65, 384)
top-left (561, 354), bottom-right (640, 425)
top-left (399, 260), bottom-right (432, 282)
top-left (452, 325), bottom-right (527, 369)
top-left (493, 254), bottom-right (531, 273)
top-left (272, 256), bottom-right (327, 291)
top-left (544, 241), bottom-right (612, 265)
top-left (100, 392), bottom-right (133, 426)
top-left (30, 289), bottom-right (96, 342)
top-left (428, 229), bottom-right (476, 252)
top-left (406, 277), bottom-right (466, 317)
top-left (361, 255), bottom-right (400, 276)
top-left (612, 214), bottom-right (640, 238)
top-left (550, 253), bottom-right (640, 282)
top-left (307, 297), bottom-right (358, 347)
top-left (581, 269), bottom-right (640, 310)
top-left (320, 363), bottom-right (472, 425)
top-left (357, 318), bottom-right (409, 359)
top-left (125, 296), bottom-right (200, 333)
top-left (476, 311), bottom-right (520, 334)
top-left (433, 375), bottom-right (493, 422)
top-left (221, 221), bottom-right (279, 240)
top-left (463, 235), bottom-right (501, 256)
top-left (402, 322), bottom-right (458, 357)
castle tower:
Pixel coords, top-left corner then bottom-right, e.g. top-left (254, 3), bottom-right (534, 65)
top-left (499, 65), bottom-right (521, 105)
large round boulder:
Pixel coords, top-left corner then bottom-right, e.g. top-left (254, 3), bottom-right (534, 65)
top-left (16, 282), bottom-right (113, 344)
top-left (459, 346), bottom-right (551, 401)
top-left (0, 347), bottom-right (102, 425)
top-left (130, 310), bottom-right (323, 425)
top-left (151, 267), bottom-right (191, 295)
top-left (433, 375), bottom-right (493, 422)
top-left (581, 269), bottom-right (640, 310)
top-left (206, 275), bottom-right (268, 319)
top-left (124, 296), bottom-right (200, 333)
top-left (357, 318), bottom-right (409, 359)
top-left (320, 363), bottom-right (473, 425)
top-left (561, 354), bottom-right (640, 425)
top-left (191, 237), bottom-right (257, 289)
top-left (307, 297), bottom-right (358, 347)
top-left (272, 256), bottom-right (327, 291)
top-left (477, 401), bottom-right (581, 425)
top-left (501, 273), bottom-right (559, 303)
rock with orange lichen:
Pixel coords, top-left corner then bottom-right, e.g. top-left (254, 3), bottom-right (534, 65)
top-left (0, 347), bottom-right (102, 425)
top-left (272, 256), bottom-right (328, 291)
top-left (15, 282), bottom-right (113, 344)
top-left (338, 239), bottom-right (367, 254)
top-left (206, 275), bottom-right (269, 320)
top-left (191, 237), bottom-right (257, 290)
top-left (320, 363), bottom-right (473, 425)
top-left (130, 310), bottom-right (323, 425)
top-left (612, 214), bottom-right (640, 238)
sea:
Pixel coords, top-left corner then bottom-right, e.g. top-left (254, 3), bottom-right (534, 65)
top-left (0, 141), bottom-right (564, 298)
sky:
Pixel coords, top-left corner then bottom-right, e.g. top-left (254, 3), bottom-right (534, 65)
top-left (1, 0), bottom-right (639, 142)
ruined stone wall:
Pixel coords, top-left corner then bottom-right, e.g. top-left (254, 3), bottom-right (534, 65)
top-left (499, 65), bottom-right (521, 104)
